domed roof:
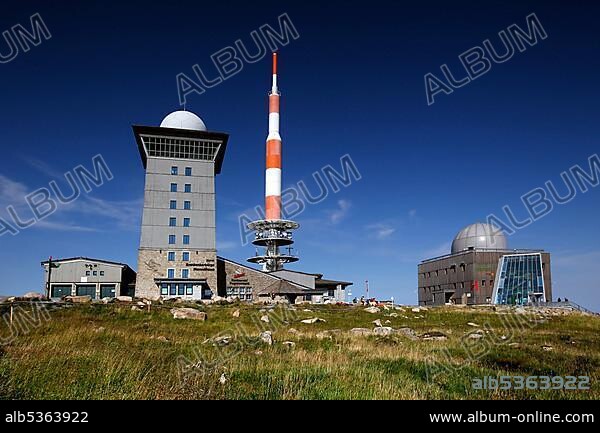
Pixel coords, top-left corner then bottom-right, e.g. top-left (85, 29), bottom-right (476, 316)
top-left (160, 110), bottom-right (207, 131)
top-left (451, 222), bottom-right (507, 254)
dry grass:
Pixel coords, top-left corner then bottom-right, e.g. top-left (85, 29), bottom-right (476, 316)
top-left (0, 303), bottom-right (598, 400)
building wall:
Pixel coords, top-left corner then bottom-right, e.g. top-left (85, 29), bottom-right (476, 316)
top-left (42, 260), bottom-right (130, 299)
top-left (418, 250), bottom-right (552, 306)
top-left (218, 258), bottom-right (281, 301)
top-left (136, 157), bottom-right (219, 298)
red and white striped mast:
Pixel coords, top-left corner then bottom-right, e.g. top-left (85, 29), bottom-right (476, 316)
top-left (248, 52), bottom-right (299, 272)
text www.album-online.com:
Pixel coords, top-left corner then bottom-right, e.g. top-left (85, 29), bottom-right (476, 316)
top-left (429, 412), bottom-right (595, 423)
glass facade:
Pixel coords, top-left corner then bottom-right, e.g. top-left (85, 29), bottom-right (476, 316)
top-left (143, 136), bottom-right (221, 161)
top-left (493, 254), bottom-right (545, 305)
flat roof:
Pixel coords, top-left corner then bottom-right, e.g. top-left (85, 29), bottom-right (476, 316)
top-left (420, 248), bottom-right (546, 264)
top-left (40, 257), bottom-right (132, 268)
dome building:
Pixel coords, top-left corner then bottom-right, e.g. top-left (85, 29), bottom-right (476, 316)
top-left (418, 222), bottom-right (552, 306)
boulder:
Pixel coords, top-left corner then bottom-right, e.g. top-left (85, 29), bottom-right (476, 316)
top-left (259, 331), bottom-right (273, 345)
top-left (372, 319), bottom-right (382, 327)
top-left (411, 307), bottom-right (422, 313)
top-left (316, 329), bottom-right (341, 340)
top-left (364, 306), bottom-right (380, 314)
top-left (156, 336), bottom-right (169, 343)
top-left (467, 333), bottom-right (483, 340)
top-left (467, 322), bottom-right (480, 327)
top-left (212, 336), bottom-right (232, 346)
top-left (232, 309), bottom-right (240, 318)
top-left (282, 341), bottom-right (296, 349)
top-left (171, 307), bottom-right (207, 321)
top-left (260, 315), bottom-right (270, 323)
top-left (300, 317), bottom-right (326, 324)
top-left (219, 373), bottom-right (228, 385)
top-left (350, 328), bottom-right (373, 336)
top-left (372, 327), bottom-right (394, 336)
top-left (388, 312), bottom-right (399, 318)
top-left (421, 331), bottom-right (448, 341)
top-left (101, 297), bottom-right (114, 304)
top-left (65, 295), bottom-right (91, 304)
top-left (542, 345), bottom-right (553, 351)
top-left (396, 327), bottom-right (418, 340)
top-left (116, 296), bottom-right (133, 303)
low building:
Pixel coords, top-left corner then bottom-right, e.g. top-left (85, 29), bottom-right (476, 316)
top-left (418, 223), bottom-right (552, 306)
top-left (41, 257), bottom-right (136, 300)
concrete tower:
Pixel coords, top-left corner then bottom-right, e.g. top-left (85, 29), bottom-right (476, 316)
top-left (248, 53), bottom-right (299, 272)
top-left (133, 111), bottom-right (229, 300)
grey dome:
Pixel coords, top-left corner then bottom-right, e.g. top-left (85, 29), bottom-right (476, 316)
top-left (160, 110), bottom-right (207, 131)
top-left (451, 223), bottom-right (507, 254)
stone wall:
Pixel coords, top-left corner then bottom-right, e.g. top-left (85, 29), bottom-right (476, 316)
top-left (136, 248), bottom-right (217, 300)
top-left (217, 258), bottom-right (280, 301)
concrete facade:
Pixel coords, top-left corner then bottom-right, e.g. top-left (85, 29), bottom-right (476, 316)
top-left (41, 258), bottom-right (135, 299)
top-left (418, 250), bottom-right (552, 306)
top-left (133, 123), bottom-right (229, 300)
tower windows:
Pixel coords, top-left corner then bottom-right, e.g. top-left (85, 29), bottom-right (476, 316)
top-left (185, 167), bottom-right (192, 176)
top-left (182, 269), bottom-right (189, 279)
top-left (182, 252), bottom-right (190, 262)
top-left (171, 166), bottom-right (178, 175)
top-left (184, 201), bottom-right (191, 210)
top-left (167, 269), bottom-right (175, 279)
top-left (170, 183), bottom-right (178, 192)
top-left (183, 218), bottom-right (190, 228)
top-left (170, 200), bottom-right (177, 210)
top-left (169, 217), bottom-right (177, 227)
top-left (183, 235), bottom-right (190, 245)
top-left (168, 235), bottom-right (176, 245)
top-left (168, 252), bottom-right (175, 261)
top-left (184, 184), bottom-right (192, 193)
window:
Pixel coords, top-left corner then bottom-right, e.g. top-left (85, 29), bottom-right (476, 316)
top-left (93, 271), bottom-right (98, 276)
top-left (178, 284), bottom-right (185, 296)
top-left (182, 269), bottom-right (189, 279)
top-left (482, 280), bottom-right (486, 287)
top-left (168, 252), bottom-right (175, 261)
top-left (100, 271), bottom-right (104, 276)
top-left (169, 217), bottom-right (177, 227)
top-left (184, 184), bottom-right (192, 193)
top-left (167, 269), bottom-right (175, 279)
top-left (168, 235), bottom-right (176, 245)
top-left (170, 284), bottom-right (176, 296)
top-left (186, 284), bottom-right (193, 295)
top-left (183, 235), bottom-right (190, 245)
top-left (161, 284), bottom-right (168, 296)
top-left (185, 167), bottom-right (192, 176)
top-left (85, 271), bottom-right (90, 276)
top-left (183, 218), bottom-right (190, 228)
top-left (170, 200), bottom-right (177, 210)
top-left (170, 183), bottom-right (178, 193)
top-left (171, 166), bottom-right (178, 175)
top-left (184, 201), bottom-right (191, 210)
top-left (182, 252), bottom-right (190, 262)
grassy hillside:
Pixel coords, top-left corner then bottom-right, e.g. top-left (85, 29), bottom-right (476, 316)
top-left (0, 302), bottom-right (598, 400)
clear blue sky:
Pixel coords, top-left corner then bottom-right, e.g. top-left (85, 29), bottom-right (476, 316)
top-left (1, 0), bottom-right (599, 310)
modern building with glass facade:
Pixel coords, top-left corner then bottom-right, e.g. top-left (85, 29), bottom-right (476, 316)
top-left (418, 223), bottom-right (552, 306)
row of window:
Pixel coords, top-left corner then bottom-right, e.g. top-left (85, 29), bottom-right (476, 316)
top-left (170, 183), bottom-right (193, 193)
top-left (169, 235), bottom-right (190, 245)
top-left (226, 287), bottom-right (253, 301)
top-left (169, 200), bottom-right (192, 210)
top-left (169, 217), bottom-right (191, 227)
top-left (161, 283), bottom-right (194, 296)
top-left (85, 270), bottom-right (105, 277)
top-left (167, 251), bottom-right (191, 262)
top-left (422, 265), bottom-right (465, 279)
top-left (421, 280), bottom-right (495, 293)
top-left (171, 166), bottom-right (193, 176)
top-left (167, 268), bottom-right (190, 279)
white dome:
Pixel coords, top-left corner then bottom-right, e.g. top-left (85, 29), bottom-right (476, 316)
top-left (160, 110), bottom-right (207, 131)
top-left (451, 223), bottom-right (507, 254)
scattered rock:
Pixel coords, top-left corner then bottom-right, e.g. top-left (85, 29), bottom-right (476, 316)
top-left (282, 341), bottom-right (296, 349)
top-left (288, 328), bottom-right (300, 335)
top-left (94, 327), bottom-right (105, 333)
top-left (411, 307), bottom-right (422, 313)
top-left (384, 320), bottom-right (392, 324)
top-left (65, 295), bottom-right (91, 304)
top-left (467, 322), bottom-right (480, 327)
top-left (373, 327), bottom-right (394, 336)
top-left (421, 331), bottom-right (447, 341)
top-left (219, 373), bottom-right (227, 385)
top-left (388, 313), bottom-right (399, 318)
top-left (515, 307), bottom-right (527, 315)
top-left (350, 328), bottom-right (373, 336)
top-left (212, 336), bottom-right (232, 346)
top-left (508, 342), bottom-right (520, 348)
top-left (396, 327), bottom-right (418, 340)
top-left (137, 301), bottom-right (147, 307)
top-left (23, 292), bottom-right (44, 300)
top-left (315, 330), bottom-right (341, 340)
top-left (542, 345), bottom-right (553, 351)
top-left (116, 296), bottom-right (133, 302)
top-left (259, 331), bottom-right (273, 345)
top-left (372, 319), bottom-right (382, 327)
top-left (260, 315), bottom-right (270, 323)
top-left (101, 297), bottom-right (113, 304)
top-left (303, 309), bottom-right (313, 312)
top-left (300, 317), bottom-right (326, 324)
top-left (254, 350), bottom-right (263, 356)
top-left (171, 308), bottom-right (207, 321)
top-left (232, 309), bottom-right (240, 318)
top-left (364, 307), bottom-right (380, 314)
top-left (156, 336), bottom-right (169, 343)
top-left (468, 333), bottom-right (484, 340)
top-left (500, 335), bottom-right (508, 340)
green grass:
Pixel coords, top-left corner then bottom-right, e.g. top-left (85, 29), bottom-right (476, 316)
top-left (0, 303), bottom-right (598, 400)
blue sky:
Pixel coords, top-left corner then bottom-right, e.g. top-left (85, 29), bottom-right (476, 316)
top-left (1, 1), bottom-right (599, 310)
